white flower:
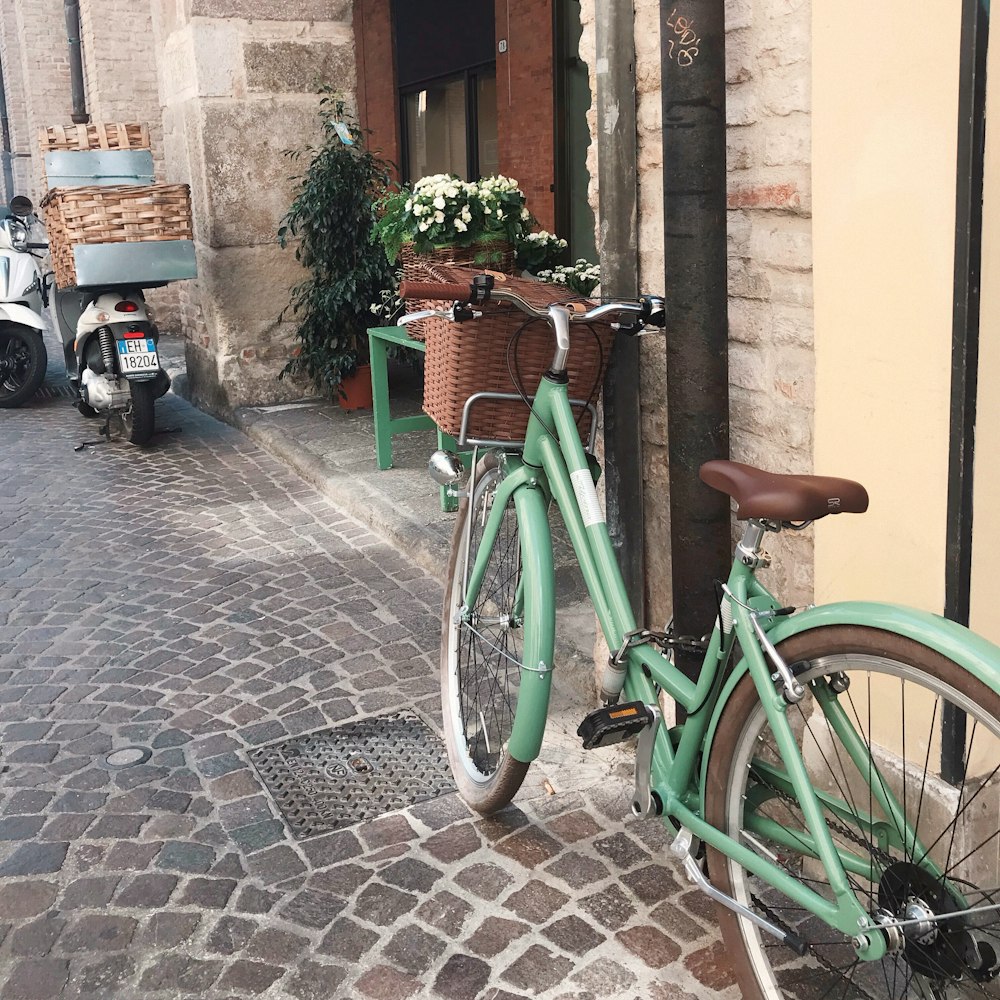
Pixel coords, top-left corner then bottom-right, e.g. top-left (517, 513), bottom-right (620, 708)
top-left (411, 204), bottom-right (424, 216)
top-left (496, 209), bottom-right (505, 220)
top-left (454, 219), bottom-right (468, 232)
top-left (484, 207), bottom-right (492, 214)
top-left (418, 221), bottom-right (430, 232)
top-left (433, 196), bottom-right (446, 210)
top-left (434, 211), bottom-right (445, 224)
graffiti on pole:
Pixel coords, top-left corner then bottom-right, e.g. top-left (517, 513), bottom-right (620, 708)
top-left (665, 8), bottom-right (701, 68)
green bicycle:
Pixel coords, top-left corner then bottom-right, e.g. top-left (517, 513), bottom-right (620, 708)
top-left (400, 274), bottom-right (1000, 1000)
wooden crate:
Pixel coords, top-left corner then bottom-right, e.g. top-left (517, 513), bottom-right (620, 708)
top-left (39, 123), bottom-right (150, 154)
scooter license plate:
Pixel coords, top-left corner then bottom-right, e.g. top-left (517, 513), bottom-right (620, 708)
top-left (116, 338), bottom-right (158, 374)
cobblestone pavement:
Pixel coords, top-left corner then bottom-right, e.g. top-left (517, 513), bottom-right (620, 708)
top-left (0, 383), bottom-right (733, 999)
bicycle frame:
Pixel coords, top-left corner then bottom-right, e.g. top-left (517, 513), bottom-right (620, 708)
top-left (457, 369), bottom-right (997, 953)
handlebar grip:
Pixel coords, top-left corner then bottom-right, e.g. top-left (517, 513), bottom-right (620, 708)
top-left (399, 281), bottom-right (472, 301)
top-left (26, 243), bottom-right (48, 249)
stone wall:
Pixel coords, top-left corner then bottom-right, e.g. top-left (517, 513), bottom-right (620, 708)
top-left (579, 0), bottom-right (816, 623)
top-left (151, 1), bottom-right (355, 412)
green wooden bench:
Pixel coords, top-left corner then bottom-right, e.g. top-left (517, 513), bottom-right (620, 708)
top-left (367, 325), bottom-right (465, 512)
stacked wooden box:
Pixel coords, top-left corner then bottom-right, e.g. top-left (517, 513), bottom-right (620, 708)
top-left (39, 123), bottom-right (195, 288)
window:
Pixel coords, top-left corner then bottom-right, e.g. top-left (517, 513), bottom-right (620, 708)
top-left (400, 68), bottom-right (497, 182)
top-left (392, 0), bottom-right (497, 182)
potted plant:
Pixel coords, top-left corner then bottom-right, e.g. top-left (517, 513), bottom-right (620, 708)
top-left (279, 93), bottom-right (393, 405)
top-left (374, 173), bottom-right (534, 275)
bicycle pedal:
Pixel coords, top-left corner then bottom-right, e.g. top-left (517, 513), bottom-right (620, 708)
top-left (577, 702), bottom-right (655, 749)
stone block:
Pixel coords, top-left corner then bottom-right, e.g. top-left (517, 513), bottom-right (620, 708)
top-left (199, 99), bottom-right (320, 248)
top-left (191, 0), bottom-right (350, 20)
top-left (245, 41), bottom-right (353, 94)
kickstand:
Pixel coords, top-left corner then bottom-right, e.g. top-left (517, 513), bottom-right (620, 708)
top-left (74, 415), bottom-right (113, 452)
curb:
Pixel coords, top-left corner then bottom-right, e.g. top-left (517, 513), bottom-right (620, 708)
top-left (233, 408), bottom-right (451, 586)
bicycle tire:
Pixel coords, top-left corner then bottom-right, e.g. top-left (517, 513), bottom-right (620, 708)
top-left (705, 625), bottom-right (1000, 999)
top-left (441, 452), bottom-right (530, 813)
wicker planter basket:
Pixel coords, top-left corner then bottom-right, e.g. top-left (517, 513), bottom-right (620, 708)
top-left (421, 266), bottom-right (614, 444)
top-left (39, 123), bottom-right (150, 154)
top-left (401, 240), bottom-right (515, 342)
top-left (43, 183), bottom-right (193, 288)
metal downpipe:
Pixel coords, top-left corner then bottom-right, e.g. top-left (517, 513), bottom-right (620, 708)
top-left (64, 0), bottom-right (90, 125)
top-left (661, 3), bottom-right (731, 690)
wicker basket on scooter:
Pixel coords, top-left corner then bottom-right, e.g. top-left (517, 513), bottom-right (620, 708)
top-left (420, 265), bottom-right (614, 445)
top-left (400, 240), bottom-right (515, 342)
top-left (41, 183), bottom-right (193, 288)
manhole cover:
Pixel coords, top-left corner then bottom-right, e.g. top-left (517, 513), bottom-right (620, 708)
top-left (104, 746), bottom-right (152, 768)
top-left (249, 711), bottom-right (455, 838)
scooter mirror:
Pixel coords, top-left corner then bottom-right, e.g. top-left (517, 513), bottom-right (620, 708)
top-left (9, 196), bottom-right (33, 218)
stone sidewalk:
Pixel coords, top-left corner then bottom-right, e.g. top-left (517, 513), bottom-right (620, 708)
top-left (0, 348), bottom-right (734, 999)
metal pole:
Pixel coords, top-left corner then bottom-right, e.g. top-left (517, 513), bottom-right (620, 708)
top-left (943, 0), bottom-right (989, 784)
top-left (595, 0), bottom-right (645, 622)
top-left (661, 2), bottom-right (730, 687)
top-left (64, 0), bottom-right (90, 125)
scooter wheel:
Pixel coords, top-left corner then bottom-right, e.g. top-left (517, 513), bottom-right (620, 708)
top-left (0, 323), bottom-right (47, 408)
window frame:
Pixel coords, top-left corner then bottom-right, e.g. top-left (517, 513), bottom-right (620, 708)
top-left (399, 61), bottom-right (497, 183)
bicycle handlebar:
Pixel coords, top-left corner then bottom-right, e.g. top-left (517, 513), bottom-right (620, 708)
top-left (399, 281), bottom-right (470, 300)
top-left (399, 276), bottom-right (665, 330)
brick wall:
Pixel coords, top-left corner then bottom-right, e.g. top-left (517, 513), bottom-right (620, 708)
top-left (579, 0), bottom-right (816, 618)
top-left (1, 0), bottom-right (74, 206)
top-left (496, 0), bottom-right (556, 230)
top-left (354, 0), bottom-right (399, 176)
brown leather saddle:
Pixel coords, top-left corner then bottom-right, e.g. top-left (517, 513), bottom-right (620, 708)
top-left (700, 460), bottom-right (869, 521)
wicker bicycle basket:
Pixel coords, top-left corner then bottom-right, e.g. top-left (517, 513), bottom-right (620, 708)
top-left (420, 266), bottom-right (615, 444)
top-left (400, 240), bottom-right (515, 342)
top-left (42, 183), bottom-right (193, 288)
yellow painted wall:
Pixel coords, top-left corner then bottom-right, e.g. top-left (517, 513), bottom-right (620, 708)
top-left (813, 5), bottom-right (961, 610)
top-left (969, 29), bottom-right (1000, 645)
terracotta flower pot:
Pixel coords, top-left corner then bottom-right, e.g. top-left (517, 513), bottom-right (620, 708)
top-left (338, 364), bottom-right (373, 411)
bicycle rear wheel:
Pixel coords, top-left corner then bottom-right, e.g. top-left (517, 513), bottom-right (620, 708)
top-left (441, 453), bottom-right (531, 813)
top-left (705, 625), bottom-right (1000, 999)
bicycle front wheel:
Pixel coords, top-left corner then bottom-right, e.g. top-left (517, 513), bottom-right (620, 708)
top-left (705, 625), bottom-right (1000, 1000)
top-left (441, 453), bottom-right (531, 813)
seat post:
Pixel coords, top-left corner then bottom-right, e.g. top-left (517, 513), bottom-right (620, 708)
top-left (735, 519), bottom-right (769, 569)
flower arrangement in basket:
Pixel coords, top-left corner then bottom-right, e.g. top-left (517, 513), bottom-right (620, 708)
top-left (375, 173), bottom-right (533, 268)
top-left (514, 230), bottom-right (567, 275)
top-left (536, 258), bottom-right (602, 296)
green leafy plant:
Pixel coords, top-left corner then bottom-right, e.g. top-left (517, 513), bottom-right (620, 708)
top-left (279, 94), bottom-right (393, 396)
top-left (374, 173), bottom-right (533, 262)
top-left (536, 259), bottom-right (601, 297)
top-left (515, 230), bottom-right (568, 273)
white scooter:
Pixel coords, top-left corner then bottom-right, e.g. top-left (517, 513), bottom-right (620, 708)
top-left (0, 196), bottom-right (49, 408)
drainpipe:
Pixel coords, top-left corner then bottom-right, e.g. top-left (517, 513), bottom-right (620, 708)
top-left (661, 2), bottom-right (730, 687)
top-left (595, 1), bottom-right (645, 621)
top-left (64, 0), bottom-right (90, 124)
top-left (942, 0), bottom-right (989, 783)
top-left (0, 54), bottom-right (14, 201)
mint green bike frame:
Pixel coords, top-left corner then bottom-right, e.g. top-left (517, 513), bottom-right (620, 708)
top-left (459, 369), bottom-right (1000, 952)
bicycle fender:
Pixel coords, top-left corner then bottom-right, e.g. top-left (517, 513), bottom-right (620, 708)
top-left (506, 482), bottom-right (556, 764)
top-left (698, 600), bottom-right (1000, 814)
